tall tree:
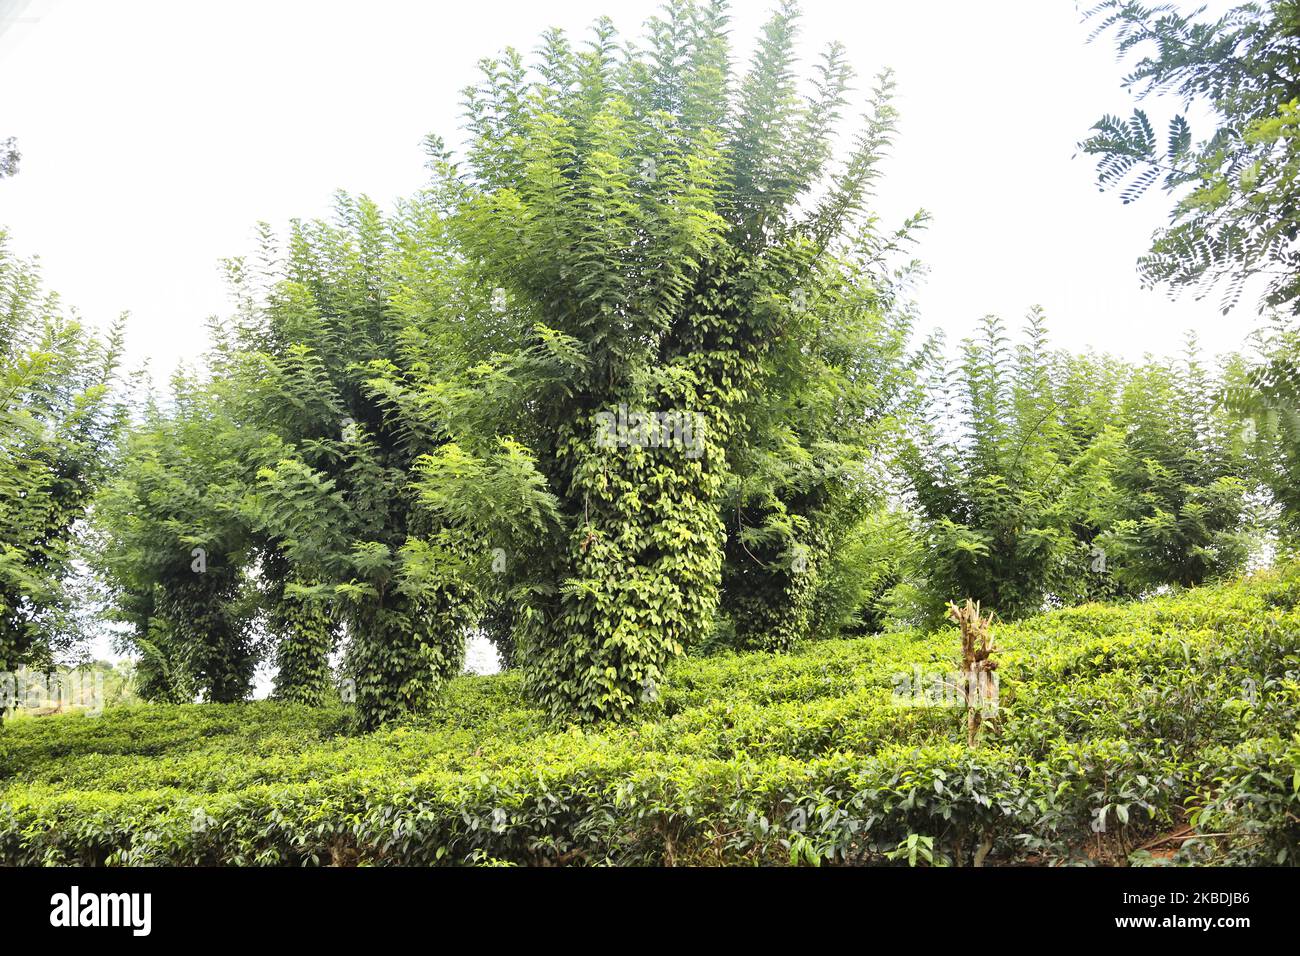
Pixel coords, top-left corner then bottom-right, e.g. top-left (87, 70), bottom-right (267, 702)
top-left (386, 0), bottom-right (923, 718)
top-left (92, 374), bottom-right (263, 703)
top-left (93, 1), bottom-right (927, 726)
top-left (1098, 339), bottom-right (1255, 589)
top-left (718, 221), bottom-right (931, 651)
top-left (0, 231), bottom-right (126, 686)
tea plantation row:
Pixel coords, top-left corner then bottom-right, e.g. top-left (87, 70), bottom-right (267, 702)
top-left (1, 567), bottom-right (1297, 865)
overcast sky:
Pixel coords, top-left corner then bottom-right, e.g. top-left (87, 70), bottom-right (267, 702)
top-left (0, 0), bottom-right (1261, 381)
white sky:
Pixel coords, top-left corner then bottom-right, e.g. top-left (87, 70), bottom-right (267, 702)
top-left (0, 0), bottom-right (1262, 379)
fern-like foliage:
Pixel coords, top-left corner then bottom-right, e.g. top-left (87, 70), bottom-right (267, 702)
top-left (0, 232), bottom-right (127, 686)
top-left (1081, 0), bottom-right (1300, 313)
top-left (898, 311), bottom-right (1255, 623)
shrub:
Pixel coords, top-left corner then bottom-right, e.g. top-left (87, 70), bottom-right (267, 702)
top-left (2, 566), bottom-right (1297, 866)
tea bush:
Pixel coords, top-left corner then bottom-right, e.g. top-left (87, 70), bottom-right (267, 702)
top-left (1, 566), bottom-right (1297, 866)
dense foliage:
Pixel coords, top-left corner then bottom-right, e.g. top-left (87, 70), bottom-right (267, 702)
top-left (0, 5), bottom-right (1283, 751)
top-left (894, 312), bottom-right (1255, 626)
top-left (91, 203), bottom-right (492, 722)
top-left (92, 375), bottom-right (264, 704)
top-left (1082, 0), bottom-right (1300, 313)
top-left (417, 0), bottom-right (929, 716)
top-left (1219, 313), bottom-right (1300, 554)
top-left (2, 564), bottom-right (1295, 866)
top-left (88, 1), bottom-right (932, 726)
top-left (1080, 0), bottom-right (1300, 581)
top-left (0, 233), bottom-right (126, 683)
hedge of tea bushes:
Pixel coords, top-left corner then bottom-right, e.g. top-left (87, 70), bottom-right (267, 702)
top-left (1, 567), bottom-right (1297, 866)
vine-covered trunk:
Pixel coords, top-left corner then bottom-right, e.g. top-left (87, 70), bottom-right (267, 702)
top-left (523, 406), bottom-right (726, 721)
top-left (158, 572), bottom-right (255, 704)
top-left (271, 580), bottom-right (337, 707)
top-left (347, 588), bottom-right (470, 730)
top-left (722, 545), bottom-right (821, 652)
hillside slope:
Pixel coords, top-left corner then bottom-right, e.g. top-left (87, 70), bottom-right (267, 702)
top-left (2, 568), bottom-right (1298, 866)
